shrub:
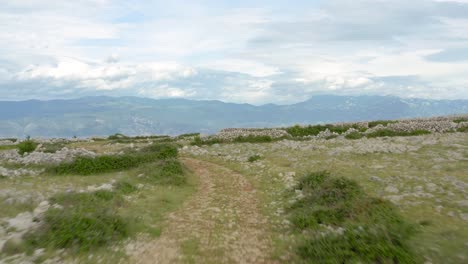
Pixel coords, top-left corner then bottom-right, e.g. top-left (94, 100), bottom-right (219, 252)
top-left (114, 181), bottom-right (138, 194)
top-left (190, 136), bottom-right (223, 146)
top-left (143, 159), bottom-right (186, 185)
top-left (286, 124), bottom-right (364, 137)
top-left (25, 191), bottom-right (129, 253)
top-left (108, 133), bottom-right (128, 140)
top-left (50, 143), bottom-right (178, 175)
top-left (233, 135), bottom-right (273, 143)
top-left (453, 117), bottom-right (468, 124)
top-left (366, 129), bottom-right (430, 138)
top-left (458, 126), bottom-right (468, 133)
top-left (17, 138), bottom-right (38, 155)
top-left (290, 171), bottom-right (417, 263)
top-left (345, 131), bottom-right (364, 140)
top-left (247, 155), bottom-right (262, 162)
top-left (40, 142), bottom-right (67, 153)
top-left (368, 120), bottom-right (398, 128)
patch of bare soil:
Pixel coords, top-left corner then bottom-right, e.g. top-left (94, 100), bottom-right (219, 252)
top-left (128, 158), bottom-right (273, 264)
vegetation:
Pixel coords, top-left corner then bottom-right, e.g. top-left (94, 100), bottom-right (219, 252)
top-left (289, 171), bottom-right (417, 263)
top-left (458, 126), bottom-right (468, 132)
top-left (40, 142), bottom-right (67, 153)
top-left (344, 131), bottom-right (364, 140)
top-left (368, 120), bottom-right (398, 128)
top-left (24, 191), bottom-right (129, 253)
top-left (233, 135), bottom-right (273, 143)
top-left (286, 124), bottom-right (365, 137)
top-left (177, 133), bottom-right (200, 139)
top-left (17, 137), bottom-right (38, 155)
top-left (50, 143), bottom-right (178, 175)
top-left (452, 117), bottom-right (468, 124)
top-left (247, 155), bottom-right (262, 162)
top-left (366, 129), bottom-right (430, 138)
top-left (190, 136), bottom-right (223, 146)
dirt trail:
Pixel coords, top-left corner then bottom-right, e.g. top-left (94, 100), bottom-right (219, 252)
top-left (129, 158), bottom-right (273, 264)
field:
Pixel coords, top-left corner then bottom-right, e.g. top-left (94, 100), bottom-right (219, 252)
top-left (0, 116), bottom-right (467, 263)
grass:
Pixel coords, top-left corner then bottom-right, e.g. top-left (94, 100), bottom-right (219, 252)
top-left (0, 145), bottom-right (17, 151)
top-left (366, 129), bottom-right (431, 138)
top-left (289, 171), bottom-right (418, 263)
top-left (49, 143), bottom-right (178, 175)
top-left (40, 142), bottom-right (67, 153)
top-left (24, 191), bottom-right (129, 253)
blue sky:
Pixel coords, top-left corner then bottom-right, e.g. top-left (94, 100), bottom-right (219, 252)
top-left (1, 0), bottom-right (468, 104)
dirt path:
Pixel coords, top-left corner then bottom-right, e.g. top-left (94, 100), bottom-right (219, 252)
top-left (129, 158), bottom-right (273, 264)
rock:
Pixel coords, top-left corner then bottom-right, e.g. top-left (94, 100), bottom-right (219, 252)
top-left (33, 201), bottom-right (50, 218)
top-left (385, 186), bottom-right (399, 193)
top-left (7, 212), bottom-right (36, 231)
top-left (370, 176), bottom-right (382, 182)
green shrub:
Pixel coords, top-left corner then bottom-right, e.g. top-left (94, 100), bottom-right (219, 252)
top-left (108, 133), bottom-right (128, 140)
top-left (247, 155), bottom-right (262, 162)
top-left (233, 135), bottom-right (273, 143)
top-left (114, 181), bottom-right (138, 194)
top-left (286, 124), bottom-right (364, 137)
top-left (368, 120), bottom-right (398, 128)
top-left (290, 171), bottom-right (417, 263)
top-left (50, 143), bottom-right (178, 175)
top-left (453, 117), bottom-right (468, 124)
top-left (40, 142), bottom-right (67, 153)
top-left (366, 129), bottom-right (430, 138)
top-left (190, 136), bottom-right (224, 146)
top-left (458, 126), bottom-right (468, 132)
top-left (147, 159), bottom-right (187, 185)
top-left (25, 191), bottom-right (128, 253)
top-left (177, 133), bottom-right (200, 139)
top-left (17, 138), bottom-right (38, 155)
top-left (344, 131), bottom-right (364, 140)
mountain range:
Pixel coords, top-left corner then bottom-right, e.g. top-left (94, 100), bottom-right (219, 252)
top-left (1, 95), bottom-right (467, 138)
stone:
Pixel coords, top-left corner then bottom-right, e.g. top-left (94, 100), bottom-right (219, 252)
top-left (385, 186), bottom-right (399, 193)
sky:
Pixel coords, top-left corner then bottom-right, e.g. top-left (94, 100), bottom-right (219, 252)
top-left (0, 0), bottom-right (468, 104)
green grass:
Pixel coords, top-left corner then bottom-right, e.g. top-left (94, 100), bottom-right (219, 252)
top-left (50, 143), bottom-right (178, 175)
top-left (40, 142), bottom-right (67, 153)
top-left (17, 139), bottom-right (38, 155)
top-left (368, 120), bottom-right (398, 128)
top-left (366, 129), bottom-right (431, 138)
top-left (138, 159), bottom-right (187, 186)
top-left (289, 171), bottom-right (418, 263)
top-left (0, 145), bottom-right (17, 151)
top-left (24, 191), bottom-right (129, 253)
top-left (344, 131), bottom-right (364, 140)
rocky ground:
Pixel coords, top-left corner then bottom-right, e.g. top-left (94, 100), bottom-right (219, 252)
top-left (0, 115), bottom-right (467, 263)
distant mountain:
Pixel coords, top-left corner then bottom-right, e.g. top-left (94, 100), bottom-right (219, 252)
top-left (0, 95), bottom-right (467, 138)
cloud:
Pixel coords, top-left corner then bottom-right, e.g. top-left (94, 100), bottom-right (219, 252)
top-left (0, 0), bottom-right (468, 103)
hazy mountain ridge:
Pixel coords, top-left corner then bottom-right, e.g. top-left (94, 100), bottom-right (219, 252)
top-left (1, 95), bottom-right (467, 138)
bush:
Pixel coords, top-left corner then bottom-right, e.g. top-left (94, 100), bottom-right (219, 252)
top-left (453, 117), bottom-right (468, 124)
top-left (17, 138), bottom-right (38, 155)
top-left (144, 159), bottom-right (186, 185)
top-left (368, 120), bottom-right (398, 128)
top-left (247, 155), bottom-right (262, 162)
top-left (345, 131), bottom-right (364, 140)
top-left (25, 191), bottom-right (129, 253)
top-left (233, 135), bottom-right (273, 143)
top-left (286, 124), bottom-right (365, 137)
top-left (40, 142), bottom-right (67, 153)
top-left (190, 136), bottom-right (224, 146)
top-left (108, 133), bottom-right (128, 140)
top-left (290, 171), bottom-right (417, 263)
top-left (50, 143), bottom-right (178, 175)
top-left (366, 129), bottom-right (430, 138)
top-left (458, 126), bottom-right (468, 133)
